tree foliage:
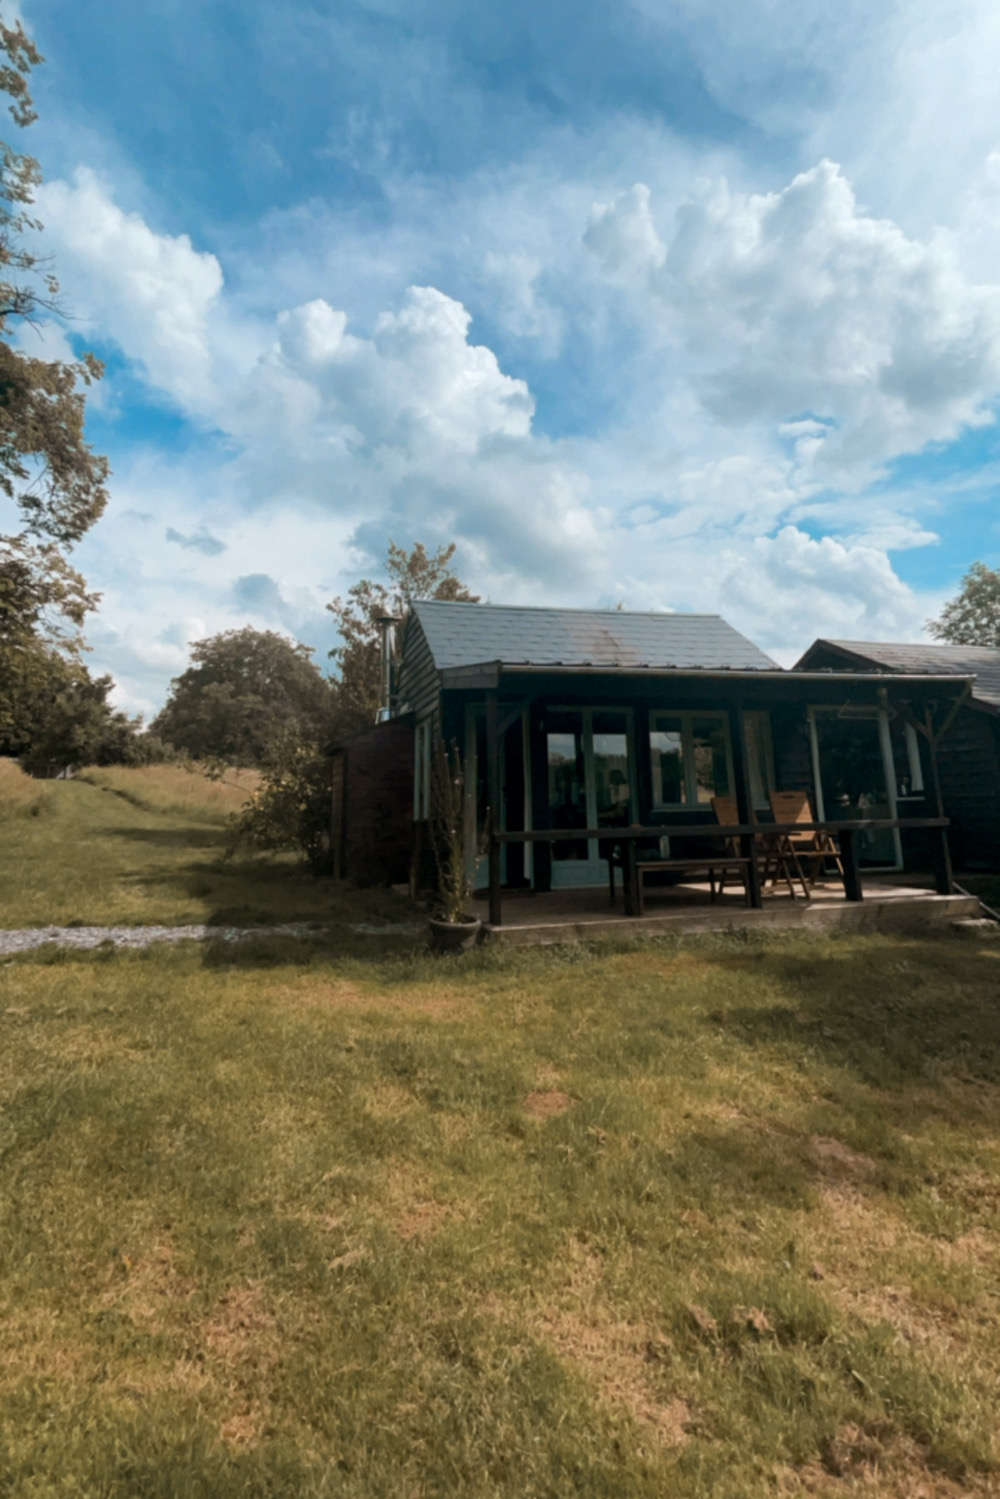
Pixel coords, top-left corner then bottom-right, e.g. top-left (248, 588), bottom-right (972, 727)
top-left (226, 730), bottom-right (333, 873)
top-left (0, 638), bottom-right (154, 774)
top-left (152, 628), bottom-right (333, 766)
top-left (0, 14), bottom-right (111, 757)
top-left (327, 541), bottom-right (479, 735)
top-left (928, 562), bottom-right (1000, 648)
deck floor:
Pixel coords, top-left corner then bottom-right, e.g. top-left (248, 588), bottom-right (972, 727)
top-left (471, 876), bottom-right (978, 944)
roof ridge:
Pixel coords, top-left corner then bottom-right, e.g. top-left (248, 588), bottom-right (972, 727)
top-left (412, 599), bottom-right (722, 620)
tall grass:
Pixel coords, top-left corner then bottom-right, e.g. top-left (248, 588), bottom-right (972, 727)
top-left (76, 763), bottom-right (260, 822)
top-left (0, 756), bottom-right (54, 819)
top-left (0, 761), bottom-right (367, 929)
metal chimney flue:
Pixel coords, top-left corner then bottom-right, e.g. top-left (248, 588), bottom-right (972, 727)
top-left (376, 615), bottom-right (399, 723)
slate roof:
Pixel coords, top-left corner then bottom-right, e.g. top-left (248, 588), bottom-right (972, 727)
top-left (800, 640), bottom-right (1000, 710)
top-left (409, 601), bottom-right (780, 673)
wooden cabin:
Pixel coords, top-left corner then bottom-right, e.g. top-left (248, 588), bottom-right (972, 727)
top-left (796, 639), bottom-right (1000, 870)
top-left (331, 602), bottom-right (969, 898)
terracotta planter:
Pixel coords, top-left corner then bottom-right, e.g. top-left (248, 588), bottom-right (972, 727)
top-left (428, 914), bottom-right (482, 954)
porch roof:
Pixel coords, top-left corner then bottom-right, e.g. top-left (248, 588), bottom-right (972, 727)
top-left (796, 639), bottom-right (1000, 711)
top-left (437, 660), bottom-right (975, 702)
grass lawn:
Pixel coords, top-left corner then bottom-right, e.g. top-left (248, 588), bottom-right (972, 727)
top-left (0, 760), bottom-right (406, 930)
top-left (1, 926), bottom-right (999, 1496)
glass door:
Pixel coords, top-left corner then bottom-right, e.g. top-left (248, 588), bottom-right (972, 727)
top-left (808, 706), bottom-right (901, 870)
top-left (547, 709), bottom-right (634, 887)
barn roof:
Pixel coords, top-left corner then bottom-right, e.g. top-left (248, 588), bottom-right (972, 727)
top-left (796, 640), bottom-right (1000, 710)
top-left (409, 601), bottom-right (780, 673)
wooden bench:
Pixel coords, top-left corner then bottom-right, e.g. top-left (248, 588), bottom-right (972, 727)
top-left (605, 845), bottom-right (753, 914)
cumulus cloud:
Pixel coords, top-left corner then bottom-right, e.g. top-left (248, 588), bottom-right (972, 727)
top-left (44, 170), bottom-right (954, 709)
top-left (258, 286), bottom-right (535, 455)
top-left (713, 526), bottom-right (927, 653)
top-left (36, 168), bottom-right (224, 411)
top-left (587, 161), bottom-right (1000, 480)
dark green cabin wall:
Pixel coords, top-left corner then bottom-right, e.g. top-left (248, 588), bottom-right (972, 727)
top-left (396, 613), bottom-right (441, 724)
top-left (935, 709), bottom-right (1000, 869)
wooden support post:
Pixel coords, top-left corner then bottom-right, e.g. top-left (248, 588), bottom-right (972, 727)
top-left (925, 708), bottom-right (954, 895)
top-left (486, 692), bottom-right (503, 926)
top-left (528, 703), bottom-right (551, 892)
top-left (623, 838), bottom-right (637, 917)
top-left (728, 702), bottom-right (763, 909)
top-left (838, 829), bottom-right (863, 902)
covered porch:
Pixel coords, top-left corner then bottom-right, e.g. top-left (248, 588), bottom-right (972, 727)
top-left (445, 665), bottom-right (971, 926)
top-left (471, 875), bottom-right (980, 945)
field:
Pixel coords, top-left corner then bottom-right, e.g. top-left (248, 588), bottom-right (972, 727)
top-left (1, 765), bottom-right (999, 1495)
top-left (0, 759), bottom-right (402, 930)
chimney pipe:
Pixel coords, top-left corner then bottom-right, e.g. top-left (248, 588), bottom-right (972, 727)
top-left (376, 615), bottom-right (398, 723)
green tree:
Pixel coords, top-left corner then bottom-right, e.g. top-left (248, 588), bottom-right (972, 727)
top-left (151, 628), bottom-right (333, 766)
top-left (928, 562), bottom-right (1000, 647)
top-left (0, 15), bottom-right (110, 740)
top-left (327, 541), bottom-right (479, 734)
top-left (10, 654), bottom-right (147, 777)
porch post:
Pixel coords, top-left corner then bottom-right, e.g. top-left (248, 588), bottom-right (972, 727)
top-left (728, 701), bottom-right (763, 909)
top-left (838, 829), bottom-right (863, 901)
top-left (486, 692), bottom-right (503, 925)
top-left (925, 708), bottom-right (954, 895)
top-left (528, 703), bottom-right (551, 892)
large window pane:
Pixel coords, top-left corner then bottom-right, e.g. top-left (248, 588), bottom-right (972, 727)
top-left (547, 722), bottom-right (588, 860)
top-left (691, 717), bottom-right (730, 804)
top-left (593, 728), bottom-right (631, 828)
top-left (650, 717), bottom-right (685, 806)
top-left (744, 712), bottom-right (773, 811)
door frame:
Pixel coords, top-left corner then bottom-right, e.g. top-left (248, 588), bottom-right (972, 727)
top-left (808, 704), bottom-right (902, 871)
top-left (545, 705), bottom-right (638, 888)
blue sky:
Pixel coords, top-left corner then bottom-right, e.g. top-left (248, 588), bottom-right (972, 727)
top-left (9, 0), bottom-right (1000, 711)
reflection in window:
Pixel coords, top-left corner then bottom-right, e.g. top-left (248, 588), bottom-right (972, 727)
top-left (592, 714), bottom-right (631, 829)
top-left (691, 717), bottom-right (731, 804)
top-left (650, 719), bottom-right (685, 805)
top-left (649, 712), bottom-right (734, 808)
top-left (744, 712), bottom-right (775, 811)
top-left (547, 724), bottom-right (587, 859)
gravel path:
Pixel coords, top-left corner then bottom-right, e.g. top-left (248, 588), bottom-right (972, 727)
top-left (0, 921), bottom-right (423, 954)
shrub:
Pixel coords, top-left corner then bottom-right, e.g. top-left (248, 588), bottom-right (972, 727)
top-left (225, 733), bottom-right (332, 873)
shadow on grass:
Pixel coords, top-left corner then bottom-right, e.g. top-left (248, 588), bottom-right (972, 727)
top-left (708, 939), bottom-right (1000, 1194)
top-left (93, 823), bottom-right (227, 850)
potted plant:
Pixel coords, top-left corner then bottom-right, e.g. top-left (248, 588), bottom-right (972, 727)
top-left (427, 734), bottom-right (482, 953)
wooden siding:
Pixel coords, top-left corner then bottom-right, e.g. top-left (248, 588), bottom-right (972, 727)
top-left (936, 708), bottom-right (1000, 869)
top-left (396, 612), bottom-right (440, 723)
top-left (335, 715), bottom-right (415, 885)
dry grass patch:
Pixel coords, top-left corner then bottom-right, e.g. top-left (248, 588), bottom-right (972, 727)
top-left (523, 1088), bottom-right (574, 1117)
top-left (531, 1240), bottom-right (691, 1448)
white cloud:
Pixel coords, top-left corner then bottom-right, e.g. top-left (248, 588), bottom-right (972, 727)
top-left (587, 161), bottom-right (1000, 480)
top-left (36, 168), bottom-right (225, 411)
top-left (43, 164), bottom-right (957, 710)
top-left (584, 184), bottom-right (666, 278)
top-left (265, 286), bottom-right (535, 454)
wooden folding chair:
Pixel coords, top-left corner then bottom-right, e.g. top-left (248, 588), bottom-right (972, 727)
top-left (712, 794), bottom-right (804, 899)
top-left (768, 791), bottom-right (844, 889)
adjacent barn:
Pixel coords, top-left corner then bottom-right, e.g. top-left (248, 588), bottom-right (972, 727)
top-left (796, 639), bottom-right (1000, 870)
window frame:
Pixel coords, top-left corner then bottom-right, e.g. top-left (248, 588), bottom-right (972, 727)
top-left (648, 709), bottom-right (736, 811)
